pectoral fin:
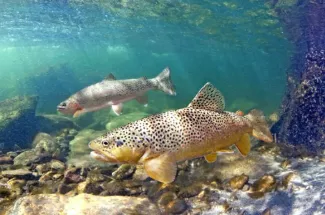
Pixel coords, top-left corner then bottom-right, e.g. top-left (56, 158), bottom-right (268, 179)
top-left (235, 133), bottom-right (251, 156)
top-left (135, 94), bottom-right (148, 106)
top-left (204, 153), bottom-right (217, 163)
top-left (73, 109), bottom-right (85, 118)
top-left (144, 153), bottom-right (177, 184)
top-left (112, 103), bottom-right (123, 115)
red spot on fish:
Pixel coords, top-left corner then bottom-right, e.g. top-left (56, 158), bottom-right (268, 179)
top-left (236, 110), bottom-right (244, 116)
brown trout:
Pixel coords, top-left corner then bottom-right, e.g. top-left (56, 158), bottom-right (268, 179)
top-left (89, 82), bottom-right (273, 183)
top-left (57, 67), bottom-right (176, 118)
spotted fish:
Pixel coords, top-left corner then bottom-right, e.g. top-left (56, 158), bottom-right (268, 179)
top-left (89, 82), bottom-right (273, 183)
top-left (57, 67), bottom-right (176, 117)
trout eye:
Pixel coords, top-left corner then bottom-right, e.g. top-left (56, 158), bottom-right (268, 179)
top-left (102, 140), bottom-right (109, 146)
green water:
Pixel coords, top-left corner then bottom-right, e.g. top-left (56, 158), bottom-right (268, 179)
top-left (0, 0), bottom-right (293, 123)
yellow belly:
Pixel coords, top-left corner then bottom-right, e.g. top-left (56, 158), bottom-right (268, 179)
top-left (173, 131), bottom-right (247, 162)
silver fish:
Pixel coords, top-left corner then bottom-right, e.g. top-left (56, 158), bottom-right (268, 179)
top-left (57, 67), bottom-right (176, 117)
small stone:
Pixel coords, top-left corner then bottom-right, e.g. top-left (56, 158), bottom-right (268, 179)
top-left (249, 174), bottom-right (276, 199)
top-left (50, 160), bottom-right (65, 171)
top-left (69, 129), bottom-right (78, 136)
top-left (242, 184), bottom-right (250, 192)
top-left (100, 181), bottom-right (126, 196)
top-left (0, 156), bottom-right (13, 165)
top-left (39, 171), bottom-right (55, 182)
top-left (77, 180), bottom-right (103, 195)
top-left (1, 169), bottom-right (35, 180)
top-left (282, 172), bottom-right (298, 188)
top-left (222, 201), bottom-right (231, 212)
top-left (319, 157), bottom-right (325, 163)
top-left (166, 199), bottom-right (188, 214)
top-left (133, 166), bottom-right (150, 181)
top-left (6, 151), bottom-right (18, 158)
top-left (58, 183), bottom-right (74, 194)
top-left (65, 134), bottom-right (75, 141)
top-left (64, 168), bottom-right (85, 184)
top-left (52, 173), bottom-right (63, 180)
top-left (280, 159), bottom-right (291, 169)
top-left (14, 150), bottom-right (51, 166)
top-left (158, 191), bottom-right (177, 206)
top-left (178, 184), bottom-right (202, 198)
top-left (87, 170), bottom-right (107, 183)
top-left (112, 164), bottom-right (136, 180)
top-left (35, 163), bottom-right (50, 174)
top-left (0, 183), bottom-right (11, 197)
top-left (229, 174), bottom-right (249, 190)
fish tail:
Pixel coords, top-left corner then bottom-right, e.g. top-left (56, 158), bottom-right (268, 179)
top-left (245, 109), bottom-right (273, 143)
top-left (152, 67), bottom-right (176, 95)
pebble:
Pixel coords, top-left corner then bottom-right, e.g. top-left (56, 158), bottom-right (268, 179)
top-left (282, 172), bottom-right (298, 188)
top-left (64, 168), bottom-right (85, 184)
top-left (112, 164), bottom-right (136, 180)
top-left (1, 169), bottom-right (35, 180)
top-left (35, 163), bottom-right (50, 174)
top-left (133, 166), bottom-right (150, 181)
top-left (50, 160), bottom-right (65, 171)
top-left (280, 159), bottom-right (291, 169)
top-left (158, 191), bottom-right (177, 206)
top-left (249, 174), bottom-right (276, 199)
top-left (228, 174), bottom-right (249, 190)
top-left (178, 184), bottom-right (202, 198)
top-left (166, 199), bottom-right (188, 214)
top-left (0, 156), bottom-right (13, 165)
top-left (57, 183), bottom-right (74, 194)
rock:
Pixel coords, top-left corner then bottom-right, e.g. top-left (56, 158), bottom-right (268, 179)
top-left (228, 174), bottom-right (249, 190)
top-left (4, 194), bottom-right (161, 215)
top-left (13, 150), bottom-right (51, 166)
top-left (57, 183), bottom-right (74, 194)
top-left (50, 160), bottom-right (65, 171)
top-left (282, 172), bottom-right (298, 188)
top-left (178, 184), bottom-right (202, 198)
top-left (0, 183), bottom-right (11, 198)
top-left (35, 163), bottom-right (50, 174)
top-left (249, 174), bottom-right (276, 199)
top-left (280, 159), bottom-right (291, 169)
top-left (0, 156), bottom-right (13, 165)
top-left (32, 133), bottom-right (62, 156)
top-left (36, 114), bottom-right (79, 134)
top-left (1, 169), bottom-right (35, 180)
top-left (100, 181), bottom-right (126, 196)
top-left (112, 164), bottom-right (136, 180)
top-left (63, 168), bottom-right (85, 184)
top-left (77, 180), bottom-right (103, 195)
top-left (158, 191), bottom-right (177, 206)
top-left (133, 165), bottom-right (150, 181)
top-left (166, 199), bottom-right (188, 214)
top-left (68, 129), bottom-right (104, 163)
top-left (0, 96), bottom-right (39, 152)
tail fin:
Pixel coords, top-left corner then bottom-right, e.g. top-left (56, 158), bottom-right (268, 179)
top-left (245, 109), bottom-right (273, 143)
top-left (153, 67), bottom-right (176, 95)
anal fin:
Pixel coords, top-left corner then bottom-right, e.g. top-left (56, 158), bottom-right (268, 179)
top-left (204, 153), bottom-right (217, 163)
top-left (235, 133), bottom-right (251, 156)
top-left (135, 94), bottom-right (148, 106)
top-left (144, 153), bottom-right (176, 184)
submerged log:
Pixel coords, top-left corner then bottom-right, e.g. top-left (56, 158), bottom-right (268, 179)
top-left (272, 0), bottom-right (325, 156)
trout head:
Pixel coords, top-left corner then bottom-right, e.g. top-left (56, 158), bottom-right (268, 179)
top-left (57, 98), bottom-right (82, 115)
top-left (88, 129), bottom-right (145, 164)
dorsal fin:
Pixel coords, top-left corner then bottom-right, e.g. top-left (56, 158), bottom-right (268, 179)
top-left (105, 73), bottom-right (116, 80)
top-left (188, 82), bottom-right (225, 112)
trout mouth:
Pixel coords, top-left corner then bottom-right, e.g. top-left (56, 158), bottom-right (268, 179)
top-left (90, 150), bottom-right (119, 163)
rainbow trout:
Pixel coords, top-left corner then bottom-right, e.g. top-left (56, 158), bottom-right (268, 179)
top-left (89, 83), bottom-right (273, 183)
top-left (57, 67), bottom-right (176, 117)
